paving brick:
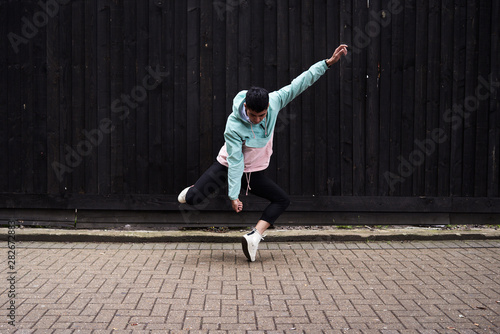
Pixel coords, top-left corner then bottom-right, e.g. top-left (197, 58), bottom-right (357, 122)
top-left (42, 324), bottom-right (70, 332)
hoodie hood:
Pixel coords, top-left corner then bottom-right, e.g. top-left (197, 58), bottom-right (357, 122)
top-left (233, 90), bottom-right (248, 121)
top-left (238, 100), bottom-right (251, 124)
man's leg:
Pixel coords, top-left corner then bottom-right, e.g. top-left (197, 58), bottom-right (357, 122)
top-left (179, 161), bottom-right (227, 205)
top-left (241, 171), bottom-right (290, 261)
top-left (245, 172), bottom-right (290, 231)
top-left (255, 220), bottom-right (270, 235)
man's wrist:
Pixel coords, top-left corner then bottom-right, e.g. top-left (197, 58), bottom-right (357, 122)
top-left (325, 59), bottom-right (332, 68)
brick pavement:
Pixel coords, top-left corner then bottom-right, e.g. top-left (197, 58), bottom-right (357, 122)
top-left (1, 240), bottom-right (499, 333)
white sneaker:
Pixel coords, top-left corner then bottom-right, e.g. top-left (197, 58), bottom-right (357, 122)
top-left (177, 186), bottom-right (192, 204)
top-left (242, 229), bottom-right (264, 262)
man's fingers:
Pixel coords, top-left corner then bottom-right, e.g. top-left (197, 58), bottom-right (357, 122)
top-left (233, 199), bottom-right (243, 213)
top-left (333, 45), bottom-right (348, 60)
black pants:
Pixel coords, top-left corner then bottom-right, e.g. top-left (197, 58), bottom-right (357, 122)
top-left (185, 161), bottom-right (290, 225)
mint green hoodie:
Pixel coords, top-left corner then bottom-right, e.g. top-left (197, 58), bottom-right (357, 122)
top-left (220, 60), bottom-right (330, 200)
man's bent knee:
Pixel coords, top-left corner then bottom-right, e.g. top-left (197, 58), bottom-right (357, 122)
top-left (281, 196), bottom-right (291, 210)
top-left (185, 189), bottom-right (202, 206)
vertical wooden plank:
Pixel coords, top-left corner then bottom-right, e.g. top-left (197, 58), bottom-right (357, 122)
top-left (425, 0), bottom-right (441, 196)
top-left (96, 0), bottom-right (111, 195)
top-left (438, 0), bottom-right (454, 197)
top-left (326, 0), bottom-right (341, 196)
top-left (84, 0), bottom-right (98, 194)
top-left (122, 0), bottom-right (137, 193)
top-left (71, 0), bottom-right (86, 194)
top-left (401, 0), bottom-right (415, 196)
top-left (351, 0), bottom-right (367, 196)
top-left (135, 0), bottom-right (149, 193)
top-left (263, 0), bottom-right (277, 182)
top-left (9, 1), bottom-right (23, 193)
top-left (46, 0), bottom-right (61, 194)
top-left (110, 0), bottom-right (124, 194)
top-left (251, 0), bottom-right (264, 86)
top-left (313, 0), bottom-right (327, 195)
top-left (414, 1), bottom-right (428, 196)
top-left (59, 0), bottom-right (72, 194)
top-left (148, 0), bottom-right (162, 194)
top-left (389, 0), bottom-right (403, 196)
top-left (301, 0), bottom-right (314, 195)
top-left (365, 0), bottom-right (381, 196)
top-left (288, 0), bottom-right (302, 196)
top-left (276, 0), bottom-right (290, 193)
top-left (339, 0), bottom-right (353, 196)
top-left (450, 0), bottom-right (466, 196)
top-left (462, 0), bottom-right (479, 196)
top-left (487, 0), bottom-right (499, 197)
top-left (21, 1), bottom-right (35, 194)
top-left (186, 0), bottom-right (200, 183)
top-left (378, 0), bottom-right (393, 196)
top-left (0, 1), bottom-right (9, 192)
top-left (211, 1), bottom-right (226, 159)
top-left (34, 1), bottom-right (48, 194)
top-left (238, 1), bottom-right (251, 88)
top-left (162, 0), bottom-right (175, 193)
top-left (200, 0), bottom-right (213, 172)
top-left (225, 0), bottom-right (239, 118)
top-left (5, 1), bottom-right (22, 193)
top-left (263, 0), bottom-right (277, 91)
top-left (473, 0), bottom-right (491, 196)
top-left (173, 0), bottom-right (187, 190)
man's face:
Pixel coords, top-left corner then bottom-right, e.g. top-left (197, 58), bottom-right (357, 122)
top-left (245, 103), bottom-right (268, 124)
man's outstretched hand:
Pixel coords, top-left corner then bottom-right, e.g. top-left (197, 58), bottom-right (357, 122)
top-left (326, 44), bottom-right (348, 67)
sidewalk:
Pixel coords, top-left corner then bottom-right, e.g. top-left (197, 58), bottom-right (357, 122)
top-left (3, 225), bottom-right (500, 243)
top-left (1, 237), bottom-right (499, 333)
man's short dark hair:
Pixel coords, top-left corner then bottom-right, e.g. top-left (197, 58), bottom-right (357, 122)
top-left (245, 87), bottom-right (269, 112)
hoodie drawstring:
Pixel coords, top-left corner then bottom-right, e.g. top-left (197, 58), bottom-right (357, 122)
top-left (250, 124), bottom-right (256, 138)
top-left (245, 172), bottom-right (252, 196)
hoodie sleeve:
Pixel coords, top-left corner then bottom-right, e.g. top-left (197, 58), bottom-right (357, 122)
top-left (273, 60), bottom-right (329, 110)
top-left (224, 129), bottom-right (244, 200)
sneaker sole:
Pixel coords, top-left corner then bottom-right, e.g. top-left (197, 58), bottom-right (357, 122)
top-left (241, 237), bottom-right (252, 261)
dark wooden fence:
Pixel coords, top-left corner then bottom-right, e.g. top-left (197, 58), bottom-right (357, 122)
top-left (1, 0), bottom-right (499, 227)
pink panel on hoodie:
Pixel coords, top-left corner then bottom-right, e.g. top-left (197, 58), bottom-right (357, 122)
top-left (217, 133), bottom-right (274, 172)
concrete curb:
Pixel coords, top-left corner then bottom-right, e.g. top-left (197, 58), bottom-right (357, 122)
top-left (4, 227), bottom-right (500, 243)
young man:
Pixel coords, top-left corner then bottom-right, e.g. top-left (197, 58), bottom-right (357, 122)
top-left (179, 44), bottom-right (348, 262)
